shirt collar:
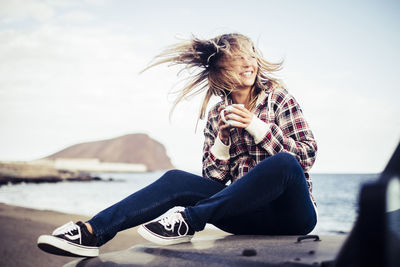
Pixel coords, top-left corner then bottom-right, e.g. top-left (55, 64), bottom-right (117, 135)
top-left (255, 89), bottom-right (268, 107)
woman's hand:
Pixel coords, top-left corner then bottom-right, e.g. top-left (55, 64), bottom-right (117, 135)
top-left (217, 106), bottom-right (231, 145)
top-left (225, 105), bottom-right (253, 129)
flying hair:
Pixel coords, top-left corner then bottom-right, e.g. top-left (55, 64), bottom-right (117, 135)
top-left (141, 33), bottom-right (284, 120)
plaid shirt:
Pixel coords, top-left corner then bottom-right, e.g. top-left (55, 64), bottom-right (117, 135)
top-left (202, 87), bottom-right (318, 201)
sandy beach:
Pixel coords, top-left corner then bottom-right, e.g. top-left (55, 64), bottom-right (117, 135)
top-left (0, 203), bottom-right (146, 267)
top-left (0, 203), bottom-right (227, 267)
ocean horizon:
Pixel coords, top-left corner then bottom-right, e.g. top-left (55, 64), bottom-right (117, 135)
top-left (0, 171), bottom-right (378, 235)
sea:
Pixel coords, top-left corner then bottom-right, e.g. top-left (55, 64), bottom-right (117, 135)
top-left (0, 171), bottom-right (378, 235)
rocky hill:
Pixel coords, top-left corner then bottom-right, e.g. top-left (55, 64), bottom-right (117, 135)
top-left (45, 133), bottom-right (174, 171)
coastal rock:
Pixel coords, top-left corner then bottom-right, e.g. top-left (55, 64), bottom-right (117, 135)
top-left (0, 162), bottom-right (96, 186)
top-left (45, 133), bottom-right (174, 171)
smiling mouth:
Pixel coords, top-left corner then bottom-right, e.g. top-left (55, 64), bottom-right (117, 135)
top-left (241, 71), bottom-right (253, 78)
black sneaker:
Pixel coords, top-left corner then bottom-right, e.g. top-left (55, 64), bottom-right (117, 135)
top-left (138, 211), bottom-right (195, 245)
top-left (37, 221), bottom-right (99, 257)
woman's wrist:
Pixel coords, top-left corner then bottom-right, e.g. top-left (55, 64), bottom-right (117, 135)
top-left (219, 135), bottom-right (230, 145)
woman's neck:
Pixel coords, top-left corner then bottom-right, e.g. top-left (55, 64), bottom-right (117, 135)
top-left (231, 87), bottom-right (253, 108)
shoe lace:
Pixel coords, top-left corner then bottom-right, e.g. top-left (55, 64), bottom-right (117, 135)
top-left (52, 221), bottom-right (80, 236)
top-left (159, 212), bottom-right (189, 236)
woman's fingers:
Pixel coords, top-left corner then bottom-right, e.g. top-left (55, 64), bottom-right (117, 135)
top-left (229, 106), bottom-right (250, 118)
top-left (227, 113), bottom-right (243, 122)
top-left (219, 122), bottom-right (230, 131)
top-left (225, 107), bottom-right (253, 128)
top-left (217, 104), bottom-right (253, 129)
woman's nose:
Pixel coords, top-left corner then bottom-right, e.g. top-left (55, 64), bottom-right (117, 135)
top-left (241, 56), bottom-right (253, 66)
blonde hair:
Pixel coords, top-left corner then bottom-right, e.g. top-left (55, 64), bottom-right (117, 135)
top-left (141, 33), bottom-right (284, 120)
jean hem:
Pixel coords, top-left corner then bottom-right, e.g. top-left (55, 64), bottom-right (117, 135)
top-left (184, 207), bottom-right (205, 232)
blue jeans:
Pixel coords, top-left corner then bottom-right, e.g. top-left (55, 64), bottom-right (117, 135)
top-left (88, 152), bottom-right (317, 246)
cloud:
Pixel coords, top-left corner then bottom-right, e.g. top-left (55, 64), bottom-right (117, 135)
top-left (59, 10), bottom-right (95, 23)
top-left (0, 0), bottom-right (54, 23)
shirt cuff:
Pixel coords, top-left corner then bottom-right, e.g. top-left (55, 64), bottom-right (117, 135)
top-left (245, 116), bottom-right (269, 144)
top-left (210, 136), bottom-right (231, 160)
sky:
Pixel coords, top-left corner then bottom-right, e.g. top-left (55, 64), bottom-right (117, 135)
top-left (0, 0), bottom-right (399, 173)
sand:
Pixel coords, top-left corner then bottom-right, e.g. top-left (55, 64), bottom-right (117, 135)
top-left (0, 203), bottom-right (226, 267)
top-left (0, 203), bottom-right (150, 267)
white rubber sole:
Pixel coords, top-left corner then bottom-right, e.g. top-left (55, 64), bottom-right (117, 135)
top-left (137, 225), bottom-right (193, 246)
top-left (37, 235), bottom-right (99, 257)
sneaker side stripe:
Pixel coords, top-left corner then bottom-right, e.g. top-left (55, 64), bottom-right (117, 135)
top-left (37, 235), bottom-right (99, 257)
top-left (138, 225), bottom-right (193, 246)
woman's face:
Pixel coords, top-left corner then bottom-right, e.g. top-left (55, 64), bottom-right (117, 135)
top-left (218, 48), bottom-right (258, 90)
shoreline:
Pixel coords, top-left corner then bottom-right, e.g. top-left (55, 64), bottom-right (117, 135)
top-left (0, 202), bottom-right (226, 267)
top-left (0, 161), bottom-right (101, 186)
top-left (0, 175), bottom-right (102, 186)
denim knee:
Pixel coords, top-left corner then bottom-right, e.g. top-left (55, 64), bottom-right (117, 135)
top-left (273, 152), bottom-right (297, 164)
top-left (274, 152), bottom-right (303, 172)
top-left (159, 169), bottom-right (189, 184)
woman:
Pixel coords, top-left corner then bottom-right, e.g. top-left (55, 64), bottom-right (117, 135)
top-left (37, 33), bottom-right (318, 257)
